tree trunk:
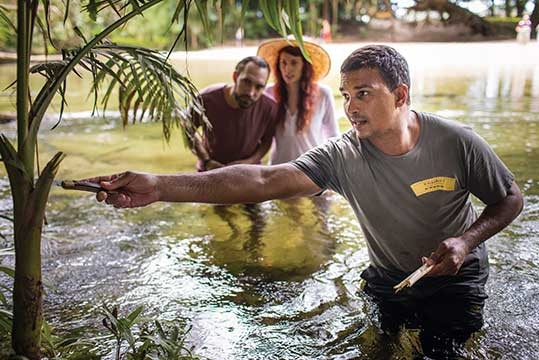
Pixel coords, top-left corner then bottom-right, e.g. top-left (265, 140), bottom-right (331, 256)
top-left (10, 1), bottom-right (41, 357)
top-left (410, 0), bottom-right (494, 36)
top-left (1, 135), bottom-right (64, 360)
top-left (516, 0), bottom-right (526, 17)
top-left (489, 0), bottom-right (495, 17)
top-left (531, 0), bottom-right (539, 36)
top-left (323, 0), bottom-right (330, 23)
top-left (12, 207), bottom-right (43, 360)
top-left (505, 0), bottom-right (512, 17)
top-left (308, 2), bottom-right (318, 38)
top-left (331, 0), bottom-right (338, 32)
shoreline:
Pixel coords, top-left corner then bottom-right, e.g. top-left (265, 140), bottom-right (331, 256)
top-left (2, 40), bottom-right (539, 66)
top-left (170, 40), bottom-right (539, 68)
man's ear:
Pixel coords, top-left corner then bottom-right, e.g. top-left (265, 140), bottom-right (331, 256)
top-left (393, 84), bottom-right (409, 107)
top-left (233, 71), bottom-right (239, 83)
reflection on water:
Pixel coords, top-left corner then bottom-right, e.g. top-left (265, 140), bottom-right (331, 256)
top-left (0, 53), bottom-right (539, 359)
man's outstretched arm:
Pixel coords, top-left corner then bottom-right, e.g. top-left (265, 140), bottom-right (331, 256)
top-left (85, 164), bottom-right (322, 208)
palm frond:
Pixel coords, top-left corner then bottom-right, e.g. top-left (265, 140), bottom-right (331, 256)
top-left (39, 0), bottom-right (58, 51)
top-left (284, 0), bottom-right (309, 62)
top-left (194, 0), bottom-right (212, 45)
top-left (83, 0), bottom-right (148, 17)
top-left (0, 5), bottom-right (16, 33)
top-left (259, 0), bottom-right (307, 61)
top-left (166, 0), bottom-right (189, 58)
top-left (86, 43), bottom-right (207, 142)
top-left (239, 0), bottom-right (250, 27)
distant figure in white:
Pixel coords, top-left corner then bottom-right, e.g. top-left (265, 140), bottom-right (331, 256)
top-left (515, 14), bottom-right (532, 44)
top-left (235, 27), bottom-right (244, 47)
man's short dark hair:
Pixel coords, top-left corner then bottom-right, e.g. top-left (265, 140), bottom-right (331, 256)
top-left (235, 56), bottom-right (270, 74)
top-left (341, 45), bottom-right (411, 104)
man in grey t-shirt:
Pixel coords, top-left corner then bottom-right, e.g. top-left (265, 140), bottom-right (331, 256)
top-left (86, 45), bottom-right (523, 358)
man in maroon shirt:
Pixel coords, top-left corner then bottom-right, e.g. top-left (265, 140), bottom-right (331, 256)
top-left (189, 56), bottom-right (278, 171)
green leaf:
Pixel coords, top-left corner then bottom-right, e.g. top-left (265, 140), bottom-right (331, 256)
top-left (284, 0), bottom-right (309, 62)
top-left (88, 0), bottom-right (98, 21)
top-left (240, 0), bottom-right (250, 27)
top-left (126, 305), bottom-right (144, 324)
top-left (194, 0), bottom-right (212, 46)
top-left (0, 5), bottom-right (16, 33)
top-left (0, 266), bottom-right (14, 278)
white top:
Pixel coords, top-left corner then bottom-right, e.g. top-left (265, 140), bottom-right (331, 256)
top-left (266, 83), bottom-right (340, 165)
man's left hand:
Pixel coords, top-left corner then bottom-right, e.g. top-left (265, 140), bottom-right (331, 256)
top-left (422, 237), bottom-right (471, 276)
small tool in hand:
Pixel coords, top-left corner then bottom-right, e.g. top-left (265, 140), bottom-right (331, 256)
top-left (54, 180), bottom-right (106, 193)
top-left (393, 263), bottom-right (434, 293)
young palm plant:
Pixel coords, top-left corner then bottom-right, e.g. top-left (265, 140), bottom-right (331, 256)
top-left (0, 0), bottom-right (305, 358)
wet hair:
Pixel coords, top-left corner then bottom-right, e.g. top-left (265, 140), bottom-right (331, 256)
top-left (273, 46), bottom-right (317, 133)
top-left (340, 45), bottom-right (411, 105)
top-left (235, 56), bottom-right (270, 75)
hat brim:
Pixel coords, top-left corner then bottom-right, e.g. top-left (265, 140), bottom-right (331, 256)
top-left (256, 39), bottom-right (331, 82)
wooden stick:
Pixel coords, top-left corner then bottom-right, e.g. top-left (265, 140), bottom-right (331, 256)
top-left (393, 263), bottom-right (434, 293)
top-left (60, 180), bottom-right (104, 193)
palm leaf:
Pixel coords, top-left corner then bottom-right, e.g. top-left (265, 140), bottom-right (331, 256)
top-left (239, 0), bottom-right (250, 26)
top-left (85, 44), bottom-right (207, 142)
top-left (194, 0), bottom-right (212, 45)
top-left (84, 0), bottom-right (148, 16)
top-left (284, 0), bottom-right (310, 62)
top-left (27, 0), bottom-right (166, 146)
top-left (0, 5), bottom-right (16, 33)
top-left (29, 152), bottom-right (65, 231)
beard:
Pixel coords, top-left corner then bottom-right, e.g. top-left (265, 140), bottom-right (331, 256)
top-left (234, 92), bottom-right (255, 109)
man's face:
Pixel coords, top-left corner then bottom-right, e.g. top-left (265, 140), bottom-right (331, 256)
top-left (232, 62), bottom-right (269, 109)
top-left (339, 68), bottom-right (405, 140)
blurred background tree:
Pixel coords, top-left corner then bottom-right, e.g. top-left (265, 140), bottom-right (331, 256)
top-left (2, 0), bottom-right (539, 54)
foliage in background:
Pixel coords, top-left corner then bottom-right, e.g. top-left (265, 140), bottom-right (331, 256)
top-left (2, 0), bottom-right (538, 53)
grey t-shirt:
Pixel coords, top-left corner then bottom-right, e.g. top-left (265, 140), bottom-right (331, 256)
top-left (292, 112), bottom-right (514, 273)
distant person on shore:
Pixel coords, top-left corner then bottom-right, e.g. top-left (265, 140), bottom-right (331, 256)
top-left (187, 56), bottom-right (278, 171)
top-left (320, 19), bottom-right (332, 43)
top-left (235, 27), bottom-right (244, 47)
top-left (257, 39), bottom-right (339, 164)
top-left (515, 14), bottom-right (532, 44)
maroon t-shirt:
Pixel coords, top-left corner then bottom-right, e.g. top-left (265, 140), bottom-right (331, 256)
top-left (197, 84), bottom-right (278, 165)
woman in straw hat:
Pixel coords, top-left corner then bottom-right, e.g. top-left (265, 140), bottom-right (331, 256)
top-left (257, 39), bottom-right (339, 164)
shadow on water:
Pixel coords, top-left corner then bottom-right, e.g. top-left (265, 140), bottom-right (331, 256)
top-left (0, 55), bottom-right (538, 359)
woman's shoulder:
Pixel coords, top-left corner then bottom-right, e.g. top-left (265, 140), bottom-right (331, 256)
top-left (315, 83), bottom-right (335, 106)
top-left (264, 83), bottom-right (277, 100)
top-left (316, 83), bottom-right (334, 97)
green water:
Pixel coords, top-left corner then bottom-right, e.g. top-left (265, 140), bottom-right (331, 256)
top-left (0, 50), bottom-right (538, 359)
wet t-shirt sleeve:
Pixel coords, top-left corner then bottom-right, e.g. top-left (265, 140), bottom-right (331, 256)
top-left (463, 128), bottom-right (514, 205)
top-left (291, 139), bottom-right (344, 194)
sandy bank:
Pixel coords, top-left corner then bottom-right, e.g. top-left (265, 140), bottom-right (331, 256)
top-left (171, 40), bottom-right (539, 71)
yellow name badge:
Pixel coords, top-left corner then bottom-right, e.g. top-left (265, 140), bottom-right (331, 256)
top-left (410, 176), bottom-right (456, 197)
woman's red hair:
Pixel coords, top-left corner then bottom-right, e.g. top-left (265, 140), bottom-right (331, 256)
top-left (273, 46), bottom-right (318, 133)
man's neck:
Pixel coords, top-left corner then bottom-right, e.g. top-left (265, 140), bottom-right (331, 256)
top-left (223, 84), bottom-right (239, 109)
top-left (369, 110), bottom-right (420, 156)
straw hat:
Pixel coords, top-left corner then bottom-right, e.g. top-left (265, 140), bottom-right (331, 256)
top-left (257, 38), bottom-right (331, 81)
